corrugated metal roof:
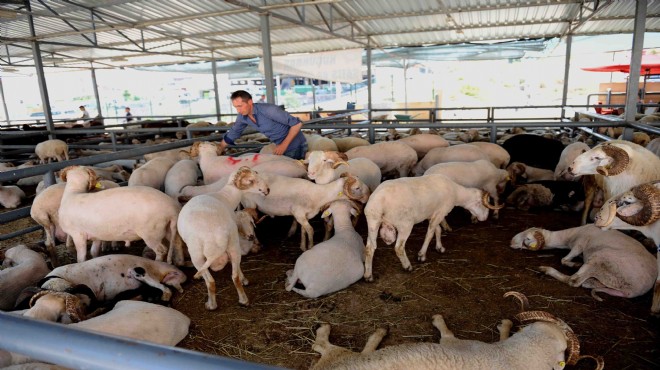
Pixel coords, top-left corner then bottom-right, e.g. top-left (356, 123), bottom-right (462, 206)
top-left (0, 0), bottom-right (657, 70)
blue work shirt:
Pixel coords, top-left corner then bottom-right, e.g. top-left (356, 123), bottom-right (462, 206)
top-left (223, 103), bottom-right (305, 151)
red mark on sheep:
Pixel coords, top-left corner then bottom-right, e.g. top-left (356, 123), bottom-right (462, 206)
top-left (227, 157), bottom-right (241, 165)
top-left (252, 154), bottom-right (260, 162)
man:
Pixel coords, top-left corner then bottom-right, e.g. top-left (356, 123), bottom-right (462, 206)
top-left (257, 94), bottom-right (266, 103)
top-left (218, 90), bottom-right (307, 159)
top-left (125, 107), bottom-right (133, 122)
top-left (79, 105), bottom-right (90, 121)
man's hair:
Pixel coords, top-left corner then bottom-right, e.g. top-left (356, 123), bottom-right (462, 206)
top-left (231, 90), bottom-right (252, 102)
top-left (125, 107), bottom-right (130, 110)
top-left (79, 105), bottom-right (85, 109)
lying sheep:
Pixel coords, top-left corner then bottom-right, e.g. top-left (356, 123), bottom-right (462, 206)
top-left (178, 167), bottom-right (270, 310)
top-left (311, 291), bottom-right (603, 370)
top-left (306, 151), bottom-right (381, 192)
top-left (331, 136), bottom-right (370, 152)
top-left (594, 180), bottom-right (660, 313)
top-left (346, 141), bottom-right (418, 178)
top-left (58, 166), bottom-right (182, 263)
top-left (40, 254), bottom-right (187, 302)
top-left (241, 173), bottom-right (370, 252)
top-left (0, 299), bottom-right (190, 367)
top-left (646, 137), bottom-right (660, 157)
top-left (412, 144), bottom-right (490, 176)
top-left (163, 159), bottom-right (200, 198)
top-left (506, 162), bottom-right (555, 185)
top-left (0, 245), bottom-right (50, 310)
top-left (510, 224), bottom-right (657, 301)
top-left (128, 157), bottom-right (177, 190)
top-left (285, 200), bottom-right (364, 298)
top-left (554, 142), bottom-right (590, 181)
top-left (364, 175), bottom-right (502, 280)
top-left (0, 185), bottom-right (25, 209)
top-left (506, 180), bottom-right (585, 212)
top-left (35, 139), bottom-right (69, 164)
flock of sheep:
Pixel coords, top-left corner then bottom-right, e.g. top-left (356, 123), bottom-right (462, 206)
top-left (1, 122), bottom-right (660, 369)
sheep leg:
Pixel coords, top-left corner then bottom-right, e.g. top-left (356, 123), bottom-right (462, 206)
top-left (312, 324), bottom-right (334, 355)
top-left (432, 314), bottom-right (459, 345)
top-left (228, 248), bottom-right (249, 306)
top-left (498, 319), bottom-right (513, 341)
top-left (129, 267), bottom-right (173, 301)
top-left (560, 247), bottom-right (583, 268)
top-left (393, 225), bottom-right (413, 271)
top-left (296, 216), bottom-right (315, 251)
top-left (538, 266), bottom-right (572, 284)
top-left (71, 234), bottom-right (89, 263)
top-left (440, 219), bottom-right (452, 232)
top-left (418, 219), bottom-right (442, 262)
top-left (90, 240), bottom-right (103, 258)
top-left (287, 219), bottom-right (298, 238)
top-left (323, 217), bottom-right (334, 241)
top-left (363, 220), bottom-right (381, 282)
top-left (201, 269), bottom-right (217, 310)
top-left (434, 225), bottom-right (445, 253)
top-left (361, 327), bottom-right (388, 354)
top-left (143, 236), bottom-right (168, 262)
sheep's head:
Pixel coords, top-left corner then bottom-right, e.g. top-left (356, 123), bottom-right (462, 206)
top-left (231, 166), bottom-right (269, 195)
top-left (596, 181), bottom-right (660, 228)
top-left (24, 290), bottom-right (86, 323)
top-left (60, 166), bottom-right (100, 192)
top-left (504, 291), bottom-right (604, 370)
top-left (341, 174), bottom-right (370, 203)
top-left (568, 143), bottom-right (629, 177)
top-left (510, 228), bottom-right (546, 251)
top-left (235, 210), bottom-right (257, 241)
top-left (321, 199), bottom-right (362, 220)
top-left (506, 184), bottom-right (554, 211)
top-left (507, 162), bottom-right (528, 185)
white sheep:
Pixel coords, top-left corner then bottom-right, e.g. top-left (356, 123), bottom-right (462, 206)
top-left (241, 173), bottom-right (370, 251)
top-left (412, 144), bottom-right (490, 176)
top-left (568, 140), bottom-right (660, 200)
top-left (363, 175), bottom-right (502, 280)
top-left (58, 166), bottom-right (182, 263)
top-left (143, 146), bottom-right (192, 162)
top-left (306, 151), bottom-right (381, 192)
top-left (305, 133), bottom-right (339, 152)
top-left (346, 141), bottom-right (417, 178)
top-left (646, 137), bottom-right (660, 157)
top-left (310, 292), bottom-right (603, 370)
top-left (163, 159), bottom-right (200, 198)
top-left (554, 142), bottom-right (590, 181)
top-left (0, 185), bottom-right (25, 209)
top-left (0, 245), bottom-right (50, 310)
top-left (511, 224), bottom-right (657, 301)
top-left (397, 133), bottom-right (449, 159)
top-left (285, 200), bottom-right (364, 298)
top-left (128, 157), bottom-right (177, 190)
top-left (35, 139), bottom-right (69, 164)
top-left (331, 136), bottom-right (370, 152)
top-left (467, 141), bottom-right (511, 169)
top-left (507, 162), bottom-right (555, 185)
top-left (235, 209), bottom-right (262, 255)
top-left (177, 167), bottom-right (270, 310)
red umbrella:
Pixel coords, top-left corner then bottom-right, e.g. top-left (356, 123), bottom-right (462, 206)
top-left (581, 53), bottom-right (660, 75)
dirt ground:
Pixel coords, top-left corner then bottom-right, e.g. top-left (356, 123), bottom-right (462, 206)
top-left (1, 205), bottom-right (659, 369)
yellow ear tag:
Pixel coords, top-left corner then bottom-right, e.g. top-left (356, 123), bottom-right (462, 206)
top-left (95, 182), bottom-right (103, 189)
top-left (322, 210), bottom-right (331, 218)
top-left (558, 361), bottom-right (565, 368)
top-left (529, 241), bottom-right (538, 250)
top-left (338, 191), bottom-right (343, 197)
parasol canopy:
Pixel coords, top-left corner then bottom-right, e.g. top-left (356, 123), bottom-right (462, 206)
top-left (581, 53), bottom-right (660, 75)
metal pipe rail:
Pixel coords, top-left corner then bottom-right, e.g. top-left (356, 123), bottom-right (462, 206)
top-left (0, 312), bottom-right (281, 370)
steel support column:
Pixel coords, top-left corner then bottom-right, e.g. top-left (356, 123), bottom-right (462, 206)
top-left (212, 52), bottom-right (221, 122)
top-left (260, 12), bottom-right (275, 103)
top-left (90, 65), bottom-right (102, 118)
top-left (623, 0), bottom-right (646, 141)
top-left (367, 43), bottom-right (373, 143)
top-left (561, 34), bottom-right (572, 119)
top-left (0, 77), bottom-right (10, 125)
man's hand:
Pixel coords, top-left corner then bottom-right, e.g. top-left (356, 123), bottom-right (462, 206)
top-left (273, 142), bottom-right (288, 155)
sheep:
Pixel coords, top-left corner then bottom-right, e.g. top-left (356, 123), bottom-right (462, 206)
top-left (0, 245), bottom-right (50, 310)
top-left (35, 139), bottom-right (69, 164)
top-left (647, 137), bottom-right (660, 157)
top-left (15, 161), bottom-right (43, 187)
top-left (397, 133), bottom-right (449, 159)
top-left (177, 166), bottom-right (270, 310)
top-left (567, 140), bottom-right (660, 200)
top-left (510, 224), bottom-right (657, 301)
top-left (190, 141), bottom-right (289, 184)
top-left (90, 164), bottom-right (131, 183)
top-left (30, 180), bottom-right (119, 266)
top-left (175, 121), bottom-right (212, 139)
top-left (0, 185), bottom-right (25, 209)
top-left (424, 159), bottom-right (509, 220)
top-left (554, 142), bottom-right (590, 181)
top-left (593, 181), bottom-right (660, 313)
top-left (305, 133), bottom-right (339, 152)
top-left (306, 151), bottom-right (381, 192)
top-left (163, 159), bottom-right (200, 198)
top-left (0, 162), bottom-right (15, 172)
top-left (346, 141), bottom-right (418, 178)
top-left (467, 142), bottom-right (511, 169)
top-left (127, 157), bottom-right (177, 190)
top-left (1, 299), bottom-right (189, 367)
top-left (241, 173), bottom-right (370, 252)
top-left (506, 180), bottom-right (585, 212)
top-left (506, 162), bottom-right (555, 185)
top-left (235, 209), bottom-right (262, 255)
top-left (58, 166), bottom-right (182, 264)
top-left (142, 146), bottom-right (192, 162)
top-left (412, 144), bottom-right (490, 176)
top-left (285, 200), bottom-right (364, 298)
top-left (617, 131), bottom-right (651, 147)
top-left (502, 134), bottom-right (565, 170)
top-left (310, 291), bottom-right (603, 370)
top-left (331, 136), bottom-right (370, 152)
top-left (363, 175), bottom-right (502, 280)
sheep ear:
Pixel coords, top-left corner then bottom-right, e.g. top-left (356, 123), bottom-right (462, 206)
top-left (190, 142), bottom-right (200, 157)
top-left (321, 209), bottom-right (332, 218)
top-left (350, 208), bottom-right (358, 217)
top-left (60, 166), bottom-right (76, 181)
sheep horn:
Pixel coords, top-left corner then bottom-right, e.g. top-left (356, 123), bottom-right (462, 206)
top-left (64, 293), bottom-right (85, 323)
top-left (514, 310), bottom-right (580, 364)
top-left (503, 291), bottom-right (529, 312)
top-left (575, 355), bottom-right (605, 370)
top-left (594, 201), bottom-right (617, 228)
top-left (28, 290), bottom-right (51, 308)
top-left (60, 165), bottom-right (78, 181)
top-left (617, 182), bottom-right (660, 226)
top-left (232, 166), bottom-right (254, 190)
top-left (596, 144), bottom-right (629, 176)
top-left (331, 161), bottom-right (349, 169)
top-left (482, 191), bottom-right (504, 210)
top-left (256, 215), bottom-right (269, 224)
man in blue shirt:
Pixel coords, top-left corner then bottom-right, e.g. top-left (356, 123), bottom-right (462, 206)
top-left (218, 90), bottom-right (307, 159)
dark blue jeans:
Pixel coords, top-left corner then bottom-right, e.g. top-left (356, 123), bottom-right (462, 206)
top-left (283, 141), bottom-right (308, 160)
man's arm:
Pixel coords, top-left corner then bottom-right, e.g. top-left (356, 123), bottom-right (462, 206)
top-left (274, 122), bottom-right (302, 155)
top-left (219, 118), bottom-right (249, 154)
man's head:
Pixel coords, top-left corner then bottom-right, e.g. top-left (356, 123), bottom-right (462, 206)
top-left (231, 90), bottom-right (253, 116)
top-left (79, 106), bottom-right (85, 111)
top-left (125, 107), bottom-right (131, 112)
